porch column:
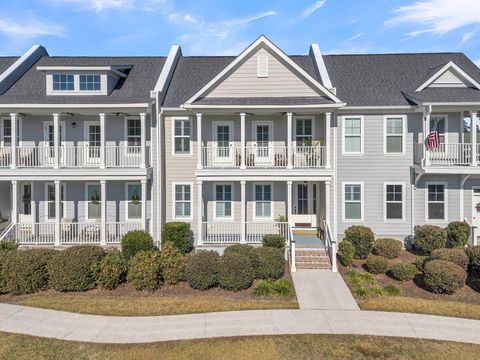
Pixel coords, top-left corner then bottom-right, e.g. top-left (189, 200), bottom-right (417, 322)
top-left (10, 113), bottom-right (17, 169)
top-left (197, 180), bottom-right (203, 246)
top-left (325, 112), bottom-right (331, 168)
top-left (99, 113), bottom-right (106, 169)
top-left (53, 113), bottom-right (60, 169)
top-left (100, 180), bottom-right (107, 246)
top-left (141, 179), bottom-right (147, 230)
top-left (196, 113), bottom-right (202, 169)
top-left (471, 111), bottom-right (478, 166)
top-left (287, 181), bottom-right (293, 224)
top-left (423, 107), bottom-right (431, 167)
top-left (54, 180), bottom-right (61, 247)
top-left (140, 113), bottom-right (147, 168)
top-left (287, 112), bottom-right (293, 169)
top-left (240, 180), bottom-right (246, 243)
top-left (240, 113), bottom-right (246, 169)
top-left (11, 180), bottom-right (17, 225)
top-left (325, 180), bottom-right (331, 227)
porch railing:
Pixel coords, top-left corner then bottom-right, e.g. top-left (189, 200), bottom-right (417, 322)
top-left (201, 221), bottom-right (289, 244)
top-left (245, 221), bottom-right (288, 243)
top-left (415, 143), bottom-right (476, 167)
top-left (0, 223), bottom-right (56, 245)
top-left (324, 220), bottom-right (337, 272)
top-left (60, 223), bottom-right (102, 244)
top-left (106, 222), bottom-right (143, 244)
top-left (293, 146), bottom-right (326, 169)
top-left (0, 147), bottom-right (11, 167)
top-left (17, 146), bottom-right (55, 168)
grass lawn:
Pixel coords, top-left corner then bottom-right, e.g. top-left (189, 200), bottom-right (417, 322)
top-left (1, 333), bottom-right (479, 360)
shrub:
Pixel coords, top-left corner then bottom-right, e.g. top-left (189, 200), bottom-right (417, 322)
top-left (0, 251), bottom-right (9, 293)
top-left (1, 249), bottom-right (55, 295)
top-left (446, 221), bottom-right (470, 248)
top-left (256, 247), bottom-right (284, 280)
top-left (218, 253), bottom-right (255, 291)
top-left (185, 251), bottom-right (220, 290)
top-left (253, 279), bottom-right (294, 297)
top-left (344, 226), bottom-right (375, 259)
top-left (365, 255), bottom-right (389, 274)
top-left (121, 230), bottom-right (154, 260)
top-left (48, 246), bottom-right (105, 292)
top-left (415, 256), bottom-right (429, 271)
top-left (383, 284), bottom-right (402, 296)
top-left (0, 241), bottom-right (18, 251)
top-left (253, 279), bottom-right (275, 297)
top-left (262, 234), bottom-right (285, 251)
top-left (159, 242), bottom-right (188, 285)
top-left (430, 248), bottom-right (469, 270)
top-left (339, 240), bottom-right (355, 266)
top-left (224, 244), bottom-right (259, 276)
top-left (414, 225), bottom-right (446, 255)
top-left (162, 222), bottom-right (191, 254)
top-left (373, 238), bottom-right (402, 259)
top-left (389, 262), bottom-right (417, 281)
top-left (423, 260), bottom-right (466, 294)
top-left (92, 251), bottom-right (128, 290)
top-left (127, 251), bottom-right (161, 291)
top-left (465, 245), bottom-right (480, 273)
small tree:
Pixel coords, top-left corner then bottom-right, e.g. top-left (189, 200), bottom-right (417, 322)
top-left (344, 226), bottom-right (375, 259)
top-left (446, 221), bottom-right (470, 248)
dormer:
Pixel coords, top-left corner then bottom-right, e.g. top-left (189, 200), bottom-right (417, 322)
top-left (36, 65), bottom-right (131, 96)
top-left (416, 61), bottom-right (480, 92)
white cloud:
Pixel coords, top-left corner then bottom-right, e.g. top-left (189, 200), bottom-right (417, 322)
top-left (345, 32), bottom-right (364, 42)
top-left (0, 17), bottom-right (64, 38)
top-left (385, 0), bottom-right (480, 37)
top-left (301, 0), bottom-right (326, 19)
top-left (225, 11), bottom-right (276, 26)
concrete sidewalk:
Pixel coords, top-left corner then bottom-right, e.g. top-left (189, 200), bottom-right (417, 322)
top-left (1, 303), bottom-right (480, 344)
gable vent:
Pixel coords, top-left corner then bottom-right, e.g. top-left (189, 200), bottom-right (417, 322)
top-left (257, 55), bottom-right (269, 78)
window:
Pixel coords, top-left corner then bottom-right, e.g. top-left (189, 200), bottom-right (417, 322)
top-left (52, 74), bottom-right (74, 91)
top-left (427, 183), bottom-right (446, 221)
top-left (86, 123), bottom-right (101, 159)
top-left (385, 116), bottom-right (405, 154)
top-left (80, 74), bottom-right (101, 91)
top-left (429, 115), bottom-right (447, 144)
top-left (297, 184), bottom-right (308, 215)
top-left (385, 184), bottom-right (404, 220)
top-left (343, 117), bottom-right (363, 154)
top-left (215, 184), bottom-right (233, 219)
top-left (126, 183), bottom-right (141, 220)
top-left (296, 118), bottom-right (313, 146)
top-left (126, 118), bottom-right (141, 154)
top-left (86, 183), bottom-right (101, 220)
top-left (1, 118), bottom-right (21, 146)
top-left (344, 183), bottom-right (362, 220)
top-left (173, 119), bottom-right (191, 155)
top-left (174, 183), bottom-right (191, 219)
top-left (46, 183), bottom-right (65, 220)
top-left (22, 184), bottom-right (32, 215)
top-left (254, 183), bottom-right (272, 219)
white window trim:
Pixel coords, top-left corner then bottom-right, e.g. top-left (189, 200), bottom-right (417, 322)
top-left (252, 182), bottom-right (274, 221)
top-left (257, 55), bottom-right (269, 78)
top-left (212, 120), bottom-right (234, 143)
top-left (213, 182), bottom-right (234, 221)
top-left (383, 115), bottom-right (406, 155)
top-left (251, 120), bottom-right (274, 144)
top-left (47, 73), bottom-right (106, 95)
top-left (172, 181), bottom-right (193, 221)
top-left (425, 181), bottom-right (448, 222)
top-left (383, 182), bottom-right (406, 223)
top-left (43, 120), bottom-right (66, 147)
top-left (428, 114), bottom-right (448, 144)
top-left (124, 116), bottom-right (142, 157)
top-left (84, 120), bottom-right (100, 145)
top-left (342, 181), bottom-right (364, 222)
top-left (0, 116), bottom-right (22, 146)
top-left (471, 186), bottom-right (480, 226)
top-left (342, 115), bottom-right (364, 155)
top-left (125, 182), bottom-right (142, 222)
top-left (44, 182), bottom-right (67, 221)
top-left (85, 182), bottom-right (101, 222)
top-left (293, 116), bottom-right (315, 147)
top-left (171, 117), bottom-right (192, 156)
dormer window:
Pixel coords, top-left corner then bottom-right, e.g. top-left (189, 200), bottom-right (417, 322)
top-left (53, 74), bottom-right (74, 91)
top-left (80, 74), bottom-right (101, 91)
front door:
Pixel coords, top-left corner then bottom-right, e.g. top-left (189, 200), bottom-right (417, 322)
top-left (292, 182), bottom-right (319, 227)
top-left (18, 182), bottom-right (33, 223)
top-left (472, 187), bottom-right (480, 229)
top-left (43, 121), bottom-right (66, 166)
top-left (253, 122), bottom-right (273, 166)
top-left (84, 122), bottom-right (101, 166)
top-left (213, 122), bottom-right (233, 166)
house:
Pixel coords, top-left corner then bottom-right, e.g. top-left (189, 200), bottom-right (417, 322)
top-left (1, 36), bottom-right (480, 272)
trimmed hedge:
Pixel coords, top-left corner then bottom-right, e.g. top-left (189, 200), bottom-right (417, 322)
top-left (415, 256), bottom-right (429, 271)
top-left (365, 255), bottom-right (388, 274)
top-left (262, 234), bottom-right (285, 251)
top-left (92, 251), bottom-right (128, 290)
top-left (344, 226), bottom-right (375, 259)
top-left (373, 238), bottom-right (402, 259)
top-left (218, 253), bottom-right (255, 291)
top-left (159, 242), bottom-right (188, 285)
top-left (446, 221), bottom-right (470, 248)
top-left (121, 230), bottom-right (154, 260)
top-left (185, 251), bottom-right (220, 290)
top-left (127, 251), bottom-right (162, 291)
top-left (162, 222), bottom-right (191, 254)
top-left (339, 240), bottom-right (355, 266)
top-left (430, 248), bottom-right (469, 270)
top-left (414, 225), bottom-right (447, 255)
top-left (389, 262), bottom-right (417, 281)
top-left (423, 260), bottom-right (466, 294)
top-left (48, 246), bottom-right (105, 292)
top-left (223, 244), bottom-right (259, 276)
top-left (0, 251), bottom-right (9, 293)
top-left (465, 245), bottom-right (480, 273)
top-left (256, 247), bottom-right (284, 280)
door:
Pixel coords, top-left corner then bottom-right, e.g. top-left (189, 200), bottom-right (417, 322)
top-left (472, 187), bottom-right (480, 229)
top-left (253, 122), bottom-right (273, 166)
top-left (84, 122), bottom-right (101, 166)
top-left (291, 182), bottom-right (318, 227)
top-left (43, 121), bottom-right (66, 166)
top-left (213, 122), bottom-right (233, 166)
top-left (19, 182), bottom-right (33, 223)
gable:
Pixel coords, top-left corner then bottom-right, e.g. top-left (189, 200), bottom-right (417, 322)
top-left (430, 69), bottom-right (467, 87)
top-left (416, 61), bottom-right (480, 92)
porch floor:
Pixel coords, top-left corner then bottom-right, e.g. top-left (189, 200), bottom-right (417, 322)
top-left (292, 230), bottom-right (325, 248)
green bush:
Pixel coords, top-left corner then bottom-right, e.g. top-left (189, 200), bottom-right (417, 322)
top-left (383, 284), bottom-right (402, 296)
top-left (339, 240), bottom-right (355, 266)
top-left (0, 251), bottom-right (9, 293)
top-left (253, 279), bottom-right (294, 297)
top-left (415, 256), bottom-right (429, 271)
top-left (92, 251), bottom-right (128, 290)
top-left (224, 244), bottom-right (259, 276)
top-left (127, 251), bottom-right (162, 291)
top-left (185, 251), bottom-right (220, 290)
top-left (121, 230), bottom-right (154, 260)
top-left (0, 241), bottom-right (18, 251)
top-left (423, 260), bottom-right (466, 294)
top-left (465, 245), bottom-right (480, 273)
top-left (446, 221), bottom-right (470, 248)
top-left (262, 234), bottom-right (285, 251)
top-left (365, 255), bottom-right (389, 274)
top-left (430, 248), bottom-right (469, 270)
top-left (218, 253), bottom-right (255, 291)
top-left (373, 238), bottom-right (402, 259)
top-left (414, 225), bottom-right (446, 255)
top-left (159, 242), bottom-right (188, 285)
top-left (389, 262), bottom-right (417, 281)
top-left (344, 226), bottom-right (375, 259)
top-left (256, 247), bottom-right (284, 280)
top-left (1, 249), bottom-right (55, 295)
top-left (162, 222), bottom-right (191, 254)
top-left (48, 246), bottom-right (105, 292)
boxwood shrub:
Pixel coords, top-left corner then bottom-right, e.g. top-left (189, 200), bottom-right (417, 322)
top-left (48, 246), bottom-right (105, 292)
top-left (389, 262), bottom-right (417, 281)
top-left (185, 250), bottom-right (220, 290)
top-left (423, 260), bottom-right (466, 294)
top-left (262, 234), bottom-right (285, 251)
top-left (159, 242), bottom-right (188, 285)
top-left (224, 244), bottom-right (259, 276)
top-left (339, 240), bottom-right (355, 266)
top-left (92, 250), bottom-right (128, 290)
top-left (414, 225), bottom-right (446, 255)
top-left (465, 245), bottom-right (480, 273)
top-left (121, 230), bottom-right (154, 260)
top-left (365, 255), bottom-right (389, 274)
top-left (256, 247), bottom-right (284, 280)
top-left (162, 222), bottom-right (191, 254)
top-left (430, 248), bottom-right (469, 270)
top-left (0, 241), bottom-right (18, 251)
top-left (218, 253), bottom-right (255, 291)
top-left (373, 238), bottom-right (402, 259)
top-left (446, 221), bottom-right (470, 248)
top-left (344, 225), bottom-right (375, 259)
top-left (414, 256), bottom-right (429, 271)
top-left (127, 251), bottom-right (162, 291)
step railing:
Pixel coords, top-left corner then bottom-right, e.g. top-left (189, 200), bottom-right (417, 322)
top-left (0, 222), bottom-right (14, 242)
top-left (464, 218), bottom-right (478, 246)
top-left (324, 220), bottom-right (337, 272)
top-left (289, 224), bottom-right (296, 272)
top-left (1, 223), bottom-right (56, 245)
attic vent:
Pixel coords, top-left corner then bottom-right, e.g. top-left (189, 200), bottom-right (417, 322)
top-left (257, 56), bottom-right (268, 78)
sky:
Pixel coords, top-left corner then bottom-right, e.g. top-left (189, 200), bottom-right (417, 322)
top-left (0, 0), bottom-right (480, 65)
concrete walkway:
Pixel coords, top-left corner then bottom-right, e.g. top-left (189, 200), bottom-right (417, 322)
top-left (291, 270), bottom-right (359, 310)
top-left (1, 303), bottom-right (480, 344)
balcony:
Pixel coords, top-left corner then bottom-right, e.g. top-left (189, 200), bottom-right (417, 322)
top-left (414, 143), bottom-right (480, 167)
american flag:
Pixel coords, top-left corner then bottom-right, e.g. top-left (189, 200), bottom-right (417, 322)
top-left (427, 127), bottom-right (440, 149)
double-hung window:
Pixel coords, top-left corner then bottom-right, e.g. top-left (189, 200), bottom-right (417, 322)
top-left (173, 119), bottom-right (191, 155)
top-left (427, 183), bottom-right (446, 221)
top-left (86, 183), bottom-right (101, 220)
top-left (126, 183), bottom-right (141, 220)
top-left (343, 117), bottom-right (363, 154)
top-left (215, 184), bottom-right (232, 219)
top-left (344, 183), bottom-right (362, 220)
top-left (296, 118), bottom-right (313, 146)
top-left (254, 184), bottom-right (272, 219)
top-left (52, 74), bottom-right (74, 91)
top-left (1, 118), bottom-right (21, 146)
top-left (79, 74), bottom-right (101, 91)
top-left (385, 116), bottom-right (405, 154)
top-left (385, 183), bottom-right (404, 220)
top-left (126, 118), bottom-right (141, 154)
top-left (174, 184), bottom-right (192, 219)
top-left (46, 183), bottom-right (65, 220)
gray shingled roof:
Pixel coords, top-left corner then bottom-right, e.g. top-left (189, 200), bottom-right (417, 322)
top-left (0, 56), bottom-right (166, 104)
top-left (0, 57), bottom-right (18, 75)
top-left (403, 88), bottom-right (480, 104)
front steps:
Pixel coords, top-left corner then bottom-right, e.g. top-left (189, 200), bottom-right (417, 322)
top-left (295, 248), bottom-right (331, 270)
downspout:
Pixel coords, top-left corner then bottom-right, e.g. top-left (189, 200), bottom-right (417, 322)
top-left (156, 91), bottom-right (163, 244)
top-left (333, 111), bottom-right (338, 244)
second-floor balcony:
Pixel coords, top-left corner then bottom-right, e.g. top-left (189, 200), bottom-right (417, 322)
top-left (414, 143), bottom-right (480, 167)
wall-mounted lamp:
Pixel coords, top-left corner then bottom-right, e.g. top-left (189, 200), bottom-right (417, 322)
top-left (71, 121), bottom-right (77, 128)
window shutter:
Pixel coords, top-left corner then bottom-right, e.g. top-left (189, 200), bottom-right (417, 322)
top-left (257, 56), bottom-right (269, 78)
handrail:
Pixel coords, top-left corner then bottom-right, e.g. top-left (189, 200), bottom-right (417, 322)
top-left (324, 220), bottom-right (337, 272)
top-left (0, 222), bottom-right (15, 242)
top-left (464, 218), bottom-right (478, 246)
top-left (289, 224), bottom-right (296, 272)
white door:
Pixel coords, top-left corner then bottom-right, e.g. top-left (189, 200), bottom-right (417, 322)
top-left (213, 122), bottom-right (233, 166)
top-left (43, 121), bottom-right (66, 166)
top-left (472, 187), bottom-right (480, 228)
top-left (291, 182), bottom-right (318, 227)
top-left (84, 122), bottom-right (101, 166)
top-left (18, 182), bottom-right (33, 223)
top-left (253, 122), bottom-right (273, 166)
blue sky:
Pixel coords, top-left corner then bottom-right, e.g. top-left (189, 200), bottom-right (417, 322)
top-left (0, 0), bottom-right (479, 65)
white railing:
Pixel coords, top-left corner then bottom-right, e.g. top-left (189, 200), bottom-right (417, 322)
top-left (60, 223), bottom-right (102, 244)
top-left (464, 218), bottom-right (478, 246)
top-left (201, 145), bottom-right (240, 169)
top-left (17, 146), bottom-right (55, 167)
top-left (0, 147), bottom-right (11, 167)
top-left (0, 222), bottom-right (14, 242)
top-left (245, 145), bottom-right (288, 169)
top-left (289, 224), bottom-right (296, 272)
top-left (202, 222), bottom-right (242, 243)
top-left (245, 221), bottom-right (288, 243)
top-left (293, 146), bottom-right (326, 168)
top-left (105, 145), bottom-right (144, 168)
top-left (0, 223), bottom-right (56, 245)
top-left (106, 222), bottom-right (143, 244)
top-left (426, 143), bottom-right (472, 166)
top-left (324, 220), bottom-right (337, 272)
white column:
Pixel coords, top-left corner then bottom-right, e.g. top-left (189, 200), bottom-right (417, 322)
top-left (325, 112), bottom-right (331, 168)
top-left (197, 180), bottom-right (203, 245)
top-left (10, 113), bottom-right (17, 169)
top-left (287, 181), bottom-right (293, 223)
top-left (53, 113), bottom-right (60, 169)
top-left (325, 180), bottom-right (331, 226)
top-left (99, 113), bottom-right (106, 169)
top-left (471, 111), bottom-right (477, 166)
top-left (240, 113), bottom-right (246, 169)
top-left (11, 180), bottom-right (18, 225)
top-left (54, 180), bottom-right (61, 247)
top-left (141, 179), bottom-right (147, 230)
top-left (423, 108), bottom-right (431, 167)
top-left (287, 113), bottom-right (293, 169)
top-left (100, 180), bottom-right (107, 246)
top-left (140, 113), bottom-right (146, 168)
top-left (240, 180), bottom-right (246, 243)
top-left (196, 113), bottom-right (202, 169)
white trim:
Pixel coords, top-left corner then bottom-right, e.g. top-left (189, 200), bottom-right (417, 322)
top-left (252, 181), bottom-right (274, 221)
top-left (44, 182), bottom-right (66, 221)
top-left (341, 115), bottom-right (364, 155)
top-left (416, 61), bottom-right (480, 91)
top-left (43, 120), bottom-right (66, 146)
top-left (342, 181), bottom-right (364, 222)
top-left (212, 120), bottom-right (234, 143)
top-left (383, 182), bottom-right (406, 222)
top-left (293, 116), bottom-right (315, 146)
top-left (471, 185), bottom-right (480, 228)
top-left (213, 182), bottom-right (234, 221)
top-left (171, 116), bottom-right (192, 156)
top-left (428, 114), bottom-right (448, 144)
top-left (251, 120), bottom-right (274, 145)
top-left (0, 103), bottom-right (149, 109)
top-left (85, 182), bottom-right (101, 221)
top-left (310, 44), bottom-right (333, 89)
top-left (172, 181), bottom-right (193, 221)
top-left (257, 55), bottom-right (269, 78)
top-left (0, 116), bottom-right (22, 146)
top-left (183, 103), bottom-right (345, 110)
top-left (125, 181), bottom-right (142, 222)
top-left (383, 115), bottom-right (407, 155)
top-left (0, 45), bottom-right (47, 84)
top-left (18, 181), bottom-right (34, 223)
top-left (425, 181), bottom-right (448, 222)
top-left (153, 45), bottom-right (182, 93)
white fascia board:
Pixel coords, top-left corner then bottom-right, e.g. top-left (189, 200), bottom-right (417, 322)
top-left (415, 61), bottom-right (480, 92)
top-left (183, 103), bottom-right (346, 110)
top-left (310, 43), bottom-right (332, 89)
top-left (37, 66), bottom-right (128, 78)
top-left (0, 103), bottom-right (149, 108)
top-left (0, 45), bottom-right (48, 83)
top-left (152, 45), bottom-right (181, 97)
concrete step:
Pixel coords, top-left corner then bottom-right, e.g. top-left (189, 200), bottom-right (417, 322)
top-left (296, 262), bottom-right (332, 269)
